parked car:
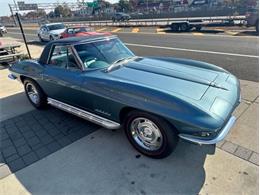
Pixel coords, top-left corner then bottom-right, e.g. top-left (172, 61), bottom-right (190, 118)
top-left (112, 12), bottom-right (131, 22)
top-left (38, 23), bottom-right (66, 42)
top-left (246, 8), bottom-right (259, 33)
top-left (0, 25), bottom-right (7, 34)
top-left (8, 35), bottom-right (240, 158)
top-left (60, 26), bottom-right (111, 39)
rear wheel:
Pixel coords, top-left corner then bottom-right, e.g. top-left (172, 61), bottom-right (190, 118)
top-left (24, 79), bottom-right (47, 109)
top-left (124, 111), bottom-right (178, 159)
top-left (171, 23), bottom-right (179, 32)
top-left (195, 26), bottom-right (202, 31)
top-left (180, 23), bottom-right (190, 32)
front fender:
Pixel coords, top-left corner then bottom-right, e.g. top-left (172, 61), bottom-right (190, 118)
top-left (83, 77), bottom-right (222, 133)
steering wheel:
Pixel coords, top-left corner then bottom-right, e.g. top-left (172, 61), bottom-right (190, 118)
top-left (83, 57), bottom-right (97, 68)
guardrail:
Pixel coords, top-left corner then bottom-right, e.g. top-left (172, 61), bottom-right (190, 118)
top-left (64, 15), bottom-right (246, 27)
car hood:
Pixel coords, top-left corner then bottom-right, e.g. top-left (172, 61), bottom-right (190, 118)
top-left (50, 29), bottom-right (66, 35)
top-left (107, 57), bottom-right (229, 101)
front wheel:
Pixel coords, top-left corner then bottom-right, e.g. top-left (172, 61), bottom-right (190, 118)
top-left (38, 34), bottom-right (43, 42)
top-left (50, 35), bottom-right (54, 41)
top-left (24, 79), bottom-right (47, 109)
top-left (124, 111), bottom-right (178, 158)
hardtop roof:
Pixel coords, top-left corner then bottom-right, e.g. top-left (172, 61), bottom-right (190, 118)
top-left (39, 35), bottom-right (117, 64)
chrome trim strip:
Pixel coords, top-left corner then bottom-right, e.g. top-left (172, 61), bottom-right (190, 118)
top-left (47, 98), bottom-right (120, 129)
top-left (8, 74), bottom-right (17, 80)
top-left (178, 116), bottom-right (236, 145)
top-left (71, 46), bottom-right (85, 71)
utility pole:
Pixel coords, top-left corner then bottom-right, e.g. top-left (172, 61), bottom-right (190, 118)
top-left (16, 13), bottom-right (31, 59)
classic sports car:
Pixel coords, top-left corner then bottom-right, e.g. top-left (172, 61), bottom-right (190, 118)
top-left (60, 26), bottom-right (111, 39)
top-left (8, 35), bottom-right (240, 158)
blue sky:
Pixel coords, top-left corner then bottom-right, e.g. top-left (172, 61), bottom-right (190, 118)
top-left (0, 0), bottom-right (119, 16)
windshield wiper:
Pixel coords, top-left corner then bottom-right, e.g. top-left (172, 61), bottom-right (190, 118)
top-left (106, 56), bottom-right (135, 72)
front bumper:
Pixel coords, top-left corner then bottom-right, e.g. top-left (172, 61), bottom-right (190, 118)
top-left (178, 116), bottom-right (236, 145)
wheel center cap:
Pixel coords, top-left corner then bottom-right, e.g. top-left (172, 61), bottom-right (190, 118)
top-left (143, 128), bottom-right (152, 137)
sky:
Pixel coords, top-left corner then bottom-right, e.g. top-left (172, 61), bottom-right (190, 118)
top-left (0, 0), bottom-right (119, 17)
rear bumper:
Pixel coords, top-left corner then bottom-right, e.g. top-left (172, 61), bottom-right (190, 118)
top-left (178, 116), bottom-right (236, 145)
top-left (8, 73), bottom-right (17, 80)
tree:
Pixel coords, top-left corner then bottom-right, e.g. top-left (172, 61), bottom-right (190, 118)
top-left (118, 0), bottom-right (130, 12)
top-left (54, 5), bottom-right (63, 17)
top-left (129, 0), bottom-right (138, 11)
top-left (48, 11), bottom-right (55, 18)
top-left (54, 4), bottom-right (72, 17)
top-left (24, 10), bottom-right (46, 19)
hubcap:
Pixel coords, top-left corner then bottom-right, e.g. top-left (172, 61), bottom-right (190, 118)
top-left (26, 83), bottom-right (39, 104)
top-left (130, 117), bottom-right (163, 151)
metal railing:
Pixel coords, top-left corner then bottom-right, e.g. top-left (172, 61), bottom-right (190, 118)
top-left (63, 15), bottom-right (246, 27)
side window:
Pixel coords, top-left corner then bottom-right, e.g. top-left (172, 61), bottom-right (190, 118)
top-left (68, 28), bottom-right (74, 34)
top-left (48, 46), bottom-right (80, 70)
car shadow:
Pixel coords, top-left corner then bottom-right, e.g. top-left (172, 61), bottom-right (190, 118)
top-left (164, 28), bottom-right (224, 34)
top-left (1, 92), bottom-right (214, 194)
top-left (27, 40), bottom-right (47, 46)
top-left (12, 121), bottom-right (214, 194)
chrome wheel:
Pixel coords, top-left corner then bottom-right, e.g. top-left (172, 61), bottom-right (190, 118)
top-left (26, 83), bottom-right (39, 104)
top-left (130, 117), bottom-right (163, 151)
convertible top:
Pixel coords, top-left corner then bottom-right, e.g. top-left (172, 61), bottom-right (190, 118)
top-left (39, 35), bottom-right (117, 64)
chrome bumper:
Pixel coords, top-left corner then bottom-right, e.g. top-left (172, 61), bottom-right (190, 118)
top-left (179, 116), bottom-right (236, 145)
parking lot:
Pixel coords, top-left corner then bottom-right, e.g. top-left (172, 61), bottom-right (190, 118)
top-left (0, 27), bottom-right (259, 194)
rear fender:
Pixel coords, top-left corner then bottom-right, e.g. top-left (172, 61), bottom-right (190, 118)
top-left (9, 60), bottom-right (44, 82)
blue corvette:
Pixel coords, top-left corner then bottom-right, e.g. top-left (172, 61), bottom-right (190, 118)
top-left (8, 35), bottom-right (240, 158)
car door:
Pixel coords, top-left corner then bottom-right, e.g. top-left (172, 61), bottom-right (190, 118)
top-left (41, 44), bottom-right (85, 107)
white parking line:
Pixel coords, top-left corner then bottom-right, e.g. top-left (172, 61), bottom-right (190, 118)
top-left (125, 43), bottom-right (259, 58)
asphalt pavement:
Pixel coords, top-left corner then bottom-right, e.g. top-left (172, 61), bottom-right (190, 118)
top-left (6, 27), bottom-right (259, 82)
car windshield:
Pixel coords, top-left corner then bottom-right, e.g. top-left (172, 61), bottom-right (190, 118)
top-left (48, 24), bottom-right (65, 30)
top-left (74, 38), bottom-right (135, 69)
